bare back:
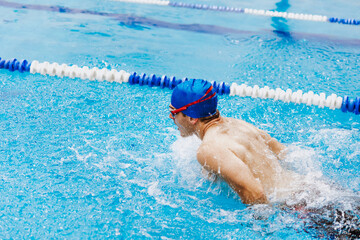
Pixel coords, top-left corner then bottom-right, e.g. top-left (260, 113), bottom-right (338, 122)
top-left (197, 117), bottom-right (288, 203)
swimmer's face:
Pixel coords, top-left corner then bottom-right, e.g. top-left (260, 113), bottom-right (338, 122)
top-left (169, 105), bottom-right (194, 137)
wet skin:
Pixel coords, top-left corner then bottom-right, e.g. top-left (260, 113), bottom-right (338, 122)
top-left (169, 105), bottom-right (288, 204)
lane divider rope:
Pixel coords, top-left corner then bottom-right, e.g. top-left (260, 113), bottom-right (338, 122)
top-left (113, 0), bottom-right (360, 26)
top-left (1, 57), bottom-right (359, 115)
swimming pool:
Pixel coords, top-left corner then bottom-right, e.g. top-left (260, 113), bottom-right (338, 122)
top-left (0, 0), bottom-right (359, 238)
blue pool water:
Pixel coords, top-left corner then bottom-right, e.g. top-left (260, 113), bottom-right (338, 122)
top-left (0, 0), bottom-right (359, 238)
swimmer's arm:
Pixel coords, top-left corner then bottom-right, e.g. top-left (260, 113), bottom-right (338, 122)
top-left (197, 146), bottom-right (268, 205)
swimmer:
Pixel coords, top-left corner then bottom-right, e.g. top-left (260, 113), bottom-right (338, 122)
top-left (169, 79), bottom-right (288, 204)
top-left (169, 79), bottom-right (360, 237)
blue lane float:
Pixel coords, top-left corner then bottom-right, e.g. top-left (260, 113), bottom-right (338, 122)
top-left (0, 56), bottom-right (359, 115)
top-left (129, 72), bottom-right (230, 95)
top-left (0, 58), bottom-right (31, 73)
top-left (113, 0), bottom-right (360, 26)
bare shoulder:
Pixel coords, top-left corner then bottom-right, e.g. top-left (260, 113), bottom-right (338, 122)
top-left (227, 117), bottom-right (286, 154)
top-left (196, 135), bottom-right (268, 204)
top-left (196, 141), bottom-right (219, 167)
top-left (196, 136), bottom-right (247, 171)
top-left (197, 118), bottom-right (247, 166)
top-left (197, 139), bottom-right (225, 169)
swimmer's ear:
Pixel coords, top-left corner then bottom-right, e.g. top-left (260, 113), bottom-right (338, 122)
top-left (189, 117), bottom-right (199, 125)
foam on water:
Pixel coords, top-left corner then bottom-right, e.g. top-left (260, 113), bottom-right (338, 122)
top-left (170, 135), bottom-right (201, 181)
top-left (273, 141), bottom-right (360, 237)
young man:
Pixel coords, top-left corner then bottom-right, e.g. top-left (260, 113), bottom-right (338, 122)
top-left (169, 79), bottom-right (360, 236)
top-left (169, 79), bottom-right (287, 204)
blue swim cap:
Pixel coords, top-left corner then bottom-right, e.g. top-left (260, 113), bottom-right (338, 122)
top-left (171, 79), bottom-right (218, 118)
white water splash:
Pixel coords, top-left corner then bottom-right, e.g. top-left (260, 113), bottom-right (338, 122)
top-left (169, 135), bottom-right (202, 184)
top-left (272, 142), bottom-right (360, 212)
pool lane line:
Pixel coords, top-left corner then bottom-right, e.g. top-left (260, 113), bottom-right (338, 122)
top-left (0, 0), bottom-right (261, 36)
top-left (1, 57), bottom-right (359, 115)
top-left (1, 0), bottom-right (360, 47)
top-left (113, 0), bottom-right (360, 26)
